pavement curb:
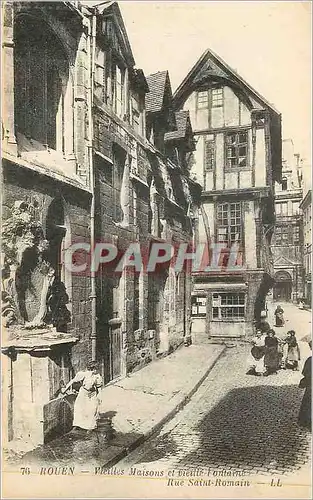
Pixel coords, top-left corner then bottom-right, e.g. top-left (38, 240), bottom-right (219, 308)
top-left (101, 344), bottom-right (227, 469)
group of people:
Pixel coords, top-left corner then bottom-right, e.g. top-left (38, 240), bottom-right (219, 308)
top-left (247, 306), bottom-right (300, 376)
top-left (55, 304), bottom-right (310, 435)
top-left (246, 328), bottom-right (300, 377)
top-left (246, 307), bottom-right (311, 430)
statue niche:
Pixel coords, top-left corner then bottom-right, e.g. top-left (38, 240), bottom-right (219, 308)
top-left (1, 199), bottom-right (71, 332)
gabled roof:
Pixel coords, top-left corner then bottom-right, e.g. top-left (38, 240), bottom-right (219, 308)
top-left (173, 48), bottom-right (280, 115)
top-left (164, 110), bottom-right (192, 141)
top-left (274, 255), bottom-right (301, 267)
top-left (299, 189), bottom-right (312, 209)
top-left (130, 68), bottom-right (149, 94)
top-left (92, 1), bottom-right (135, 66)
top-left (145, 71), bottom-right (172, 113)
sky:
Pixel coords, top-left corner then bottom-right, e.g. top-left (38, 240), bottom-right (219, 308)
top-left (87, 1), bottom-right (312, 188)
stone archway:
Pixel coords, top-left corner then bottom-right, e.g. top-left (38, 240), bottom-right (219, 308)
top-left (273, 270), bottom-right (292, 302)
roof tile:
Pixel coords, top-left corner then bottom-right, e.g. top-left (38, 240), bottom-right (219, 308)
top-left (145, 71), bottom-right (169, 113)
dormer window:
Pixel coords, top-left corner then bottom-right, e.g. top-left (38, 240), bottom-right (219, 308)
top-left (212, 88), bottom-right (223, 107)
top-left (197, 91), bottom-right (209, 109)
top-left (130, 93), bottom-right (144, 135)
top-left (112, 62), bottom-right (125, 118)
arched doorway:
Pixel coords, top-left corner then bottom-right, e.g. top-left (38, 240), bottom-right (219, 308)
top-left (273, 271), bottom-right (292, 302)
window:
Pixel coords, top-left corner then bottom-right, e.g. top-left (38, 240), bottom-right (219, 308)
top-left (212, 88), bottom-right (223, 107)
top-left (281, 226), bottom-right (289, 244)
top-left (292, 201), bottom-right (299, 215)
top-left (204, 139), bottom-right (215, 171)
top-left (281, 202), bottom-right (288, 216)
top-left (226, 131), bottom-right (248, 168)
top-left (212, 292), bottom-right (245, 320)
top-left (274, 225), bottom-right (289, 245)
top-left (275, 226), bottom-right (282, 245)
top-left (112, 63), bottom-right (124, 118)
top-left (94, 46), bottom-right (105, 100)
top-left (191, 296), bottom-right (207, 317)
top-left (112, 146), bottom-right (126, 222)
top-left (281, 177), bottom-right (288, 191)
top-left (14, 17), bottom-right (70, 152)
top-left (293, 226), bottom-right (300, 245)
top-left (216, 202), bottom-right (242, 246)
top-left (131, 94), bottom-right (141, 133)
top-left (133, 188), bottom-right (138, 227)
top-left (276, 202), bottom-right (288, 216)
top-left (134, 273), bottom-right (140, 331)
top-left (197, 91), bottom-right (209, 109)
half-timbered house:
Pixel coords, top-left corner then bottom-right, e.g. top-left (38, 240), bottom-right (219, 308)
top-left (173, 49), bottom-right (282, 339)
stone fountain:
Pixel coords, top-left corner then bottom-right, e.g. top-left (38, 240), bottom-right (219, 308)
top-left (2, 200), bottom-right (78, 449)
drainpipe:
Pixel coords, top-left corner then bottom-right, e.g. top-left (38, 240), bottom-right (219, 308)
top-left (87, 9), bottom-right (97, 361)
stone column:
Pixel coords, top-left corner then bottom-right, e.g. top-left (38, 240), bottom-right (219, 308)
top-left (2, 2), bottom-right (17, 154)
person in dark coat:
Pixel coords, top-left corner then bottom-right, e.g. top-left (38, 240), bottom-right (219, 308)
top-left (264, 329), bottom-right (280, 375)
top-left (298, 341), bottom-right (311, 430)
top-left (255, 310), bottom-right (271, 334)
top-left (274, 304), bottom-right (285, 327)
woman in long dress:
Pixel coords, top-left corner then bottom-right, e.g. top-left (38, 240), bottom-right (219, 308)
top-left (282, 330), bottom-right (301, 370)
top-left (62, 362), bottom-right (103, 431)
top-left (264, 329), bottom-right (280, 375)
top-left (274, 305), bottom-right (285, 327)
top-left (246, 330), bottom-right (266, 376)
top-left (298, 342), bottom-right (311, 430)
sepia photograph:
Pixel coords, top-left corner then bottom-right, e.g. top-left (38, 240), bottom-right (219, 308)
top-left (1, 1), bottom-right (312, 498)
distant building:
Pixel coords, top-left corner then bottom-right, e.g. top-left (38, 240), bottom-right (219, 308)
top-left (173, 49), bottom-right (282, 340)
top-left (272, 139), bottom-right (303, 302)
top-left (299, 190), bottom-right (312, 306)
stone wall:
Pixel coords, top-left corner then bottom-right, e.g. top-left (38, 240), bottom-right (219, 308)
top-left (2, 160), bottom-right (92, 372)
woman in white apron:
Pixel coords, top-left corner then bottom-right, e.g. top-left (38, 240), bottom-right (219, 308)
top-left (62, 362), bottom-right (103, 431)
top-left (246, 330), bottom-right (266, 375)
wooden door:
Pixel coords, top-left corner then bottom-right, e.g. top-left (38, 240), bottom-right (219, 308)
top-left (109, 322), bottom-right (122, 380)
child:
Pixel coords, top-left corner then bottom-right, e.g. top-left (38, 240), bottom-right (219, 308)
top-left (282, 330), bottom-right (301, 370)
top-left (246, 330), bottom-right (266, 376)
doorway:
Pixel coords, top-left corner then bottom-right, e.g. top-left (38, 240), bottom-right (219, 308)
top-left (273, 271), bottom-right (292, 302)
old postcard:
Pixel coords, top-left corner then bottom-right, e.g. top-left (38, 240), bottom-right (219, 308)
top-left (1, 0), bottom-right (312, 498)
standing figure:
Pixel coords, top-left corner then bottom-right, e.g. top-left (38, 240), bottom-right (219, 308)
top-left (298, 341), bottom-right (311, 430)
top-left (255, 310), bottom-right (271, 334)
top-left (282, 330), bottom-right (301, 370)
top-left (264, 329), bottom-right (280, 375)
top-left (246, 330), bottom-right (266, 376)
top-left (274, 304), bottom-right (285, 327)
top-left (62, 362), bottom-right (103, 432)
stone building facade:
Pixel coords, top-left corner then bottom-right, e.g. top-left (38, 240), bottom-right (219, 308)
top-left (300, 190), bottom-right (312, 306)
top-left (1, 1), bottom-right (200, 450)
top-left (90, 3), bottom-right (200, 383)
top-left (172, 49), bottom-right (282, 340)
top-left (272, 139), bottom-right (304, 302)
top-left (2, 0), bottom-right (93, 449)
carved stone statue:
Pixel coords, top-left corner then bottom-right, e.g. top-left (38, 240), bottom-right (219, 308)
top-left (1, 199), bottom-right (71, 333)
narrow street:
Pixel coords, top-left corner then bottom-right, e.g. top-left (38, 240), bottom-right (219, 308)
top-left (117, 302), bottom-right (311, 478)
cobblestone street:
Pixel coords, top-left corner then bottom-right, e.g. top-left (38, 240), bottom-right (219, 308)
top-left (118, 304), bottom-right (312, 478)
